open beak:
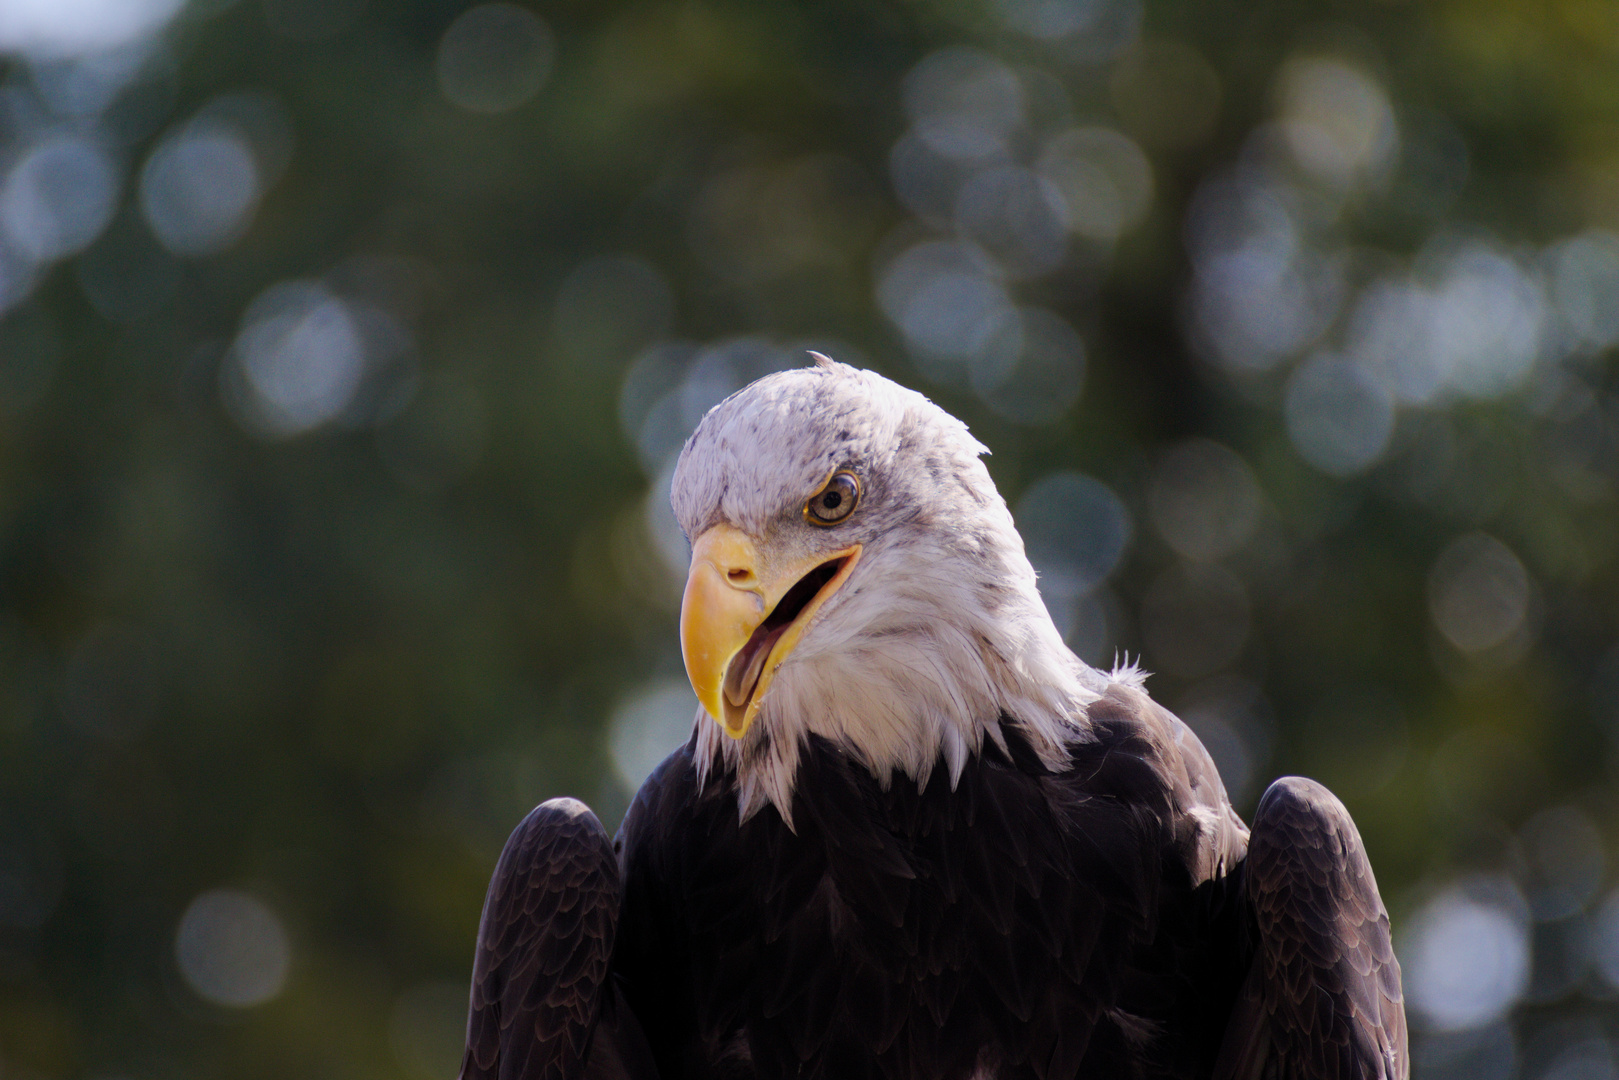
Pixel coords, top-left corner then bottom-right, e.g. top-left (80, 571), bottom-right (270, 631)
top-left (680, 524), bottom-right (861, 739)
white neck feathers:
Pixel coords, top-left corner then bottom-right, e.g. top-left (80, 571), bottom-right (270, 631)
top-left (692, 505), bottom-right (1112, 827)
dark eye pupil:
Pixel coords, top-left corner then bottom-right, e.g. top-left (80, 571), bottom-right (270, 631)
top-left (807, 473), bottom-right (858, 524)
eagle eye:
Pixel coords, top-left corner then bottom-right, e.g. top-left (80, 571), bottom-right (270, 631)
top-left (805, 470), bottom-right (860, 526)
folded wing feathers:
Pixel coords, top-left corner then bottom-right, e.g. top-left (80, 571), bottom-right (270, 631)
top-left (1216, 776), bottom-right (1407, 1080)
top-left (458, 798), bottom-right (620, 1080)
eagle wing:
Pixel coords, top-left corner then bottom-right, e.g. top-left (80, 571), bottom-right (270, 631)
top-left (459, 797), bottom-right (656, 1080)
top-left (1214, 776), bottom-right (1408, 1080)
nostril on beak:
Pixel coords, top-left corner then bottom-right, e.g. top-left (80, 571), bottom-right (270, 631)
top-left (727, 568), bottom-right (751, 583)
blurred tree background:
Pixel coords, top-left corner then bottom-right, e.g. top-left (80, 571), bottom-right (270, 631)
top-left (1, 0), bottom-right (1618, 1076)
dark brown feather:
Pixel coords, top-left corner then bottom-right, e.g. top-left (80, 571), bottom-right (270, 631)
top-left (1213, 777), bottom-right (1408, 1080)
top-left (459, 797), bottom-right (656, 1080)
top-left (612, 684), bottom-right (1257, 1080)
top-left (460, 693), bottom-right (1405, 1080)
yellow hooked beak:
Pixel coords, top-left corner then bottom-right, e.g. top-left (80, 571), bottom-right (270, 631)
top-left (680, 524), bottom-right (861, 739)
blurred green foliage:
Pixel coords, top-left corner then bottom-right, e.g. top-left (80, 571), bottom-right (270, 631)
top-left (1, 0), bottom-right (1618, 1077)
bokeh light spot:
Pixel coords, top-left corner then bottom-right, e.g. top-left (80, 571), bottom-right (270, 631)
top-left (224, 279), bottom-right (366, 437)
top-left (876, 240), bottom-right (1011, 383)
top-left (0, 0), bottom-right (183, 58)
top-left (436, 3), bottom-right (555, 115)
top-left (140, 117), bottom-right (261, 256)
top-left (889, 131), bottom-right (971, 228)
top-left (1186, 174), bottom-right (1344, 373)
top-left (1015, 472), bottom-right (1132, 619)
top-left (1428, 245), bottom-right (1545, 400)
top-left (1403, 878), bottom-right (1530, 1032)
top-left (0, 135), bottom-right (119, 261)
top-left (969, 307), bottom-right (1085, 425)
top-left (953, 165), bottom-right (1068, 276)
top-left (610, 679), bottom-right (697, 794)
top-left (175, 889), bottom-right (291, 1008)
top-left (1283, 351), bottom-right (1394, 476)
top-left (621, 337), bottom-right (794, 475)
top-left (1346, 243), bottom-right (1546, 405)
top-left (1427, 533), bottom-right (1530, 654)
top-left (1276, 56), bottom-right (1397, 190)
top-left (1036, 126), bottom-right (1152, 243)
top-left (902, 48), bottom-right (1024, 163)
top-left (1518, 806), bottom-right (1604, 922)
top-left (28, 36), bottom-right (157, 118)
top-left (1344, 276), bottom-right (1450, 406)
top-left (1547, 230), bottom-right (1619, 355)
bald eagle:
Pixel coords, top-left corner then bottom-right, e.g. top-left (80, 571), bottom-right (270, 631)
top-left (459, 359), bottom-right (1407, 1080)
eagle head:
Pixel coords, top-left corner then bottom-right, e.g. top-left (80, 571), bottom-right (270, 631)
top-left (670, 356), bottom-right (1106, 821)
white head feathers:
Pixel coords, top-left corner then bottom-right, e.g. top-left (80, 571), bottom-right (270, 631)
top-left (670, 358), bottom-right (1108, 823)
